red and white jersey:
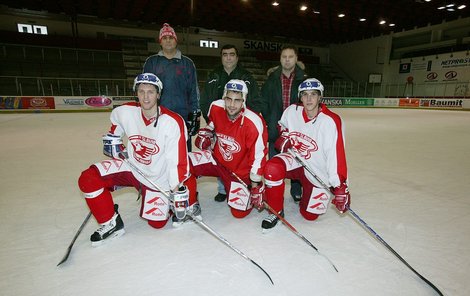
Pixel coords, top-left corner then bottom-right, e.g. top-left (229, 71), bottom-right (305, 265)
top-left (108, 103), bottom-right (189, 191)
top-left (207, 100), bottom-right (268, 181)
top-left (278, 103), bottom-right (347, 188)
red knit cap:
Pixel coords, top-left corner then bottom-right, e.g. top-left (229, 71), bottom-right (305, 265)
top-left (159, 23), bottom-right (177, 43)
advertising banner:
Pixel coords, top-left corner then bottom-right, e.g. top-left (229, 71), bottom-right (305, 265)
top-left (419, 98), bottom-right (463, 109)
top-left (0, 96), bottom-right (55, 109)
top-left (54, 96), bottom-right (113, 111)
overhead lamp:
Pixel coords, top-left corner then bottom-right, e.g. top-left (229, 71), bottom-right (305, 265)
top-left (389, 23), bottom-right (395, 27)
top-left (338, 13), bottom-right (345, 18)
top-left (300, 5), bottom-right (308, 11)
top-left (359, 18), bottom-right (366, 22)
top-left (272, 1), bottom-right (279, 6)
top-left (313, 10), bottom-right (321, 14)
top-left (458, 5), bottom-right (466, 9)
top-left (379, 20), bottom-right (386, 25)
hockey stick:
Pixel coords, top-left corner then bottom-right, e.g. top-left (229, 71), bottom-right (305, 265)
top-left (288, 149), bottom-right (443, 296)
top-left (227, 169), bottom-right (338, 272)
top-left (57, 211), bottom-right (92, 266)
top-left (120, 155), bottom-right (274, 285)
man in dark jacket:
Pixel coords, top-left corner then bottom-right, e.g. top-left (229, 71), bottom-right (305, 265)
top-left (199, 44), bottom-right (262, 202)
top-left (200, 44), bottom-right (262, 123)
top-left (260, 45), bottom-right (306, 202)
top-left (143, 23), bottom-right (201, 151)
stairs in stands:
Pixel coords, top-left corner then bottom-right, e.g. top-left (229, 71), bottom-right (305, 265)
top-left (115, 36), bottom-right (153, 89)
top-left (238, 55), bottom-right (267, 87)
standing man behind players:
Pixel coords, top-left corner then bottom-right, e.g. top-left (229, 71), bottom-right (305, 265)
top-left (191, 79), bottom-right (268, 218)
top-left (143, 23), bottom-right (201, 151)
top-left (261, 78), bottom-right (350, 232)
top-left (260, 45), bottom-right (307, 202)
top-left (200, 44), bottom-right (263, 202)
top-left (78, 73), bottom-right (200, 246)
top-left (200, 44), bottom-right (262, 121)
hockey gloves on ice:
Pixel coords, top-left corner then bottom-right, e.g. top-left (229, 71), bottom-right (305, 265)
top-left (171, 185), bottom-right (190, 220)
top-left (102, 133), bottom-right (127, 159)
top-left (250, 182), bottom-right (265, 210)
top-left (187, 110), bottom-right (201, 136)
top-left (195, 127), bottom-right (214, 150)
top-left (331, 183), bottom-right (351, 213)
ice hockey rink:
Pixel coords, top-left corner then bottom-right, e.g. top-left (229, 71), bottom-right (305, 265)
top-left (0, 108), bottom-right (469, 296)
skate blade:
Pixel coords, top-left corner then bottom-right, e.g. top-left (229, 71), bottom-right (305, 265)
top-left (91, 229), bottom-right (125, 247)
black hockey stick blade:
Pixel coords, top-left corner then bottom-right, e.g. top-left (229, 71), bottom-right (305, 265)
top-left (188, 213), bottom-right (274, 285)
top-left (262, 202), bottom-right (338, 272)
top-left (57, 211), bottom-right (92, 266)
top-left (348, 208), bottom-right (443, 296)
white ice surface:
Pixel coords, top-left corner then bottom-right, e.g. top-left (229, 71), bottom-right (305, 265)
top-left (0, 109), bottom-right (469, 296)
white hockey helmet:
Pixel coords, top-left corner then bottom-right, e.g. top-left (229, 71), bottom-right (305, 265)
top-left (223, 79), bottom-right (248, 101)
top-left (133, 73), bottom-right (163, 92)
top-left (298, 78), bottom-right (324, 97)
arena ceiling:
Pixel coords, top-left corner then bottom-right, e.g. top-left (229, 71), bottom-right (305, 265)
top-left (2, 0), bottom-right (469, 44)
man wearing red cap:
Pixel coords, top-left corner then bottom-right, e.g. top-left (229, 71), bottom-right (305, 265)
top-left (143, 23), bottom-right (201, 151)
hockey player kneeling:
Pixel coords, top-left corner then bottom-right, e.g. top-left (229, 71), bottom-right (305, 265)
top-left (78, 73), bottom-right (200, 246)
top-left (189, 79), bottom-right (268, 218)
top-left (262, 78), bottom-right (351, 232)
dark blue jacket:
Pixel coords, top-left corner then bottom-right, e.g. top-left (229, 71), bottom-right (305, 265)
top-left (143, 50), bottom-right (200, 120)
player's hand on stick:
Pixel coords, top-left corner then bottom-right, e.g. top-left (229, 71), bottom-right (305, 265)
top-left (331, 183), bottom-right (350, 213)
top-left (250, 182), bottom-right (265, 210)
top-left (171, 185), bottom-right (190, 220)
top-left (102, 133), bottom-right (127, 159)
top-left (195, 127), bottom-right (214, 150)
top-left (274, 131), bottom-right (294, 153)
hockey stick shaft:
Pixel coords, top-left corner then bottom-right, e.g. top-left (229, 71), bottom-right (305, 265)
top-left (288, 149), bottom-right (443, 295)
top-left (228, 169), bottom-right (338, 272)
top-left (57, 211), bottom-right (92, 266)
top-left (120, 155), bottom-right (273, 285)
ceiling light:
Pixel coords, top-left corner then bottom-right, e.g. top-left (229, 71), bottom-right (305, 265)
top-left (313, 10), bottom-right (321, 14)
top-left (446, 4), bottom-right (455, 7)
top-left (300, 5), bottom-right (308, 11)
top-left (424, 0), bottom-right (431, 2)
top-left (338, 13), bottom-right (345, 18)
top-left (389, 23), bottom-right (395, 27)
top-left (379, 20), bottom-right (386, 25)
top-left (458, 5), bottom-right (466, 9)
top-left (272, 1), bottom-right (279, 6)
top-left (437, 6), bottom-right (445, 9)
top-left (359, 18), bottom-right (366, 22)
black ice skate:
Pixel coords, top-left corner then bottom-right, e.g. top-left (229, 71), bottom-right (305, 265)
top-left (214, 192), bottom-right (227, 202)
top-left (172, 202), bottom-right (203, 227)
top-left (90, 204), bottom-right (125, 246)
top-left (262, 210), bottom-right (284, 233)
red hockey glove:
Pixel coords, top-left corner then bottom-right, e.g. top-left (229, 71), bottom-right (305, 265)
top-left (194, 127), bottom-right (214, 150)
top-left (274, 131), bottom-right (293, 153)
top-left (250, 182), bottom-right (265, 210)
top-left (331, 183), bottom-right (351, 213)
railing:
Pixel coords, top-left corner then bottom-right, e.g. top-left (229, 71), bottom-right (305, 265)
top-left (0, 76), bottom-right (130, 97)
top-left (324, 80), bottom-right (469, 98)
top-left (0, 75), bottom-right (468, 99)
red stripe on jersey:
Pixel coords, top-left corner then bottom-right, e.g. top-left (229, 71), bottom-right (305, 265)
top-left (321, 104), bottom-right (348, 183)
top-left (160, 106), bottom-right (190, 184)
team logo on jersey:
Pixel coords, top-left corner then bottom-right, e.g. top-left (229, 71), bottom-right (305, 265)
top-left (289, 132), bottom-right (318, 159)
top-left (216, 133), bottom-right (241, 161)
top-left (128, 135), bottom-right (159, 165)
